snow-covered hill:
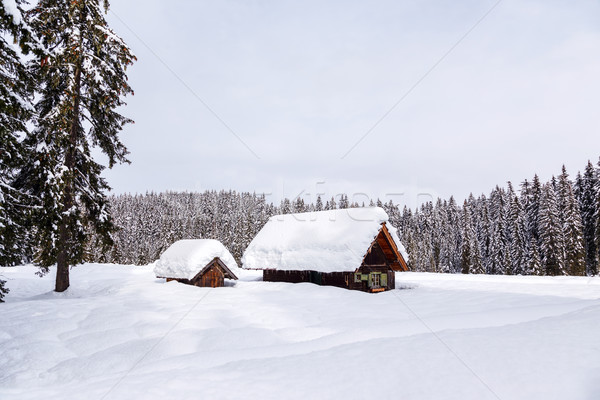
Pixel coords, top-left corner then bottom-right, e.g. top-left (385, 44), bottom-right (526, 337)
top-left (1, 265), bottom-right (599, 400)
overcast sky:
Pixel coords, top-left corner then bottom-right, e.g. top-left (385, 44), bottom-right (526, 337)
top-left (103, 0), bottom-right (600, 208)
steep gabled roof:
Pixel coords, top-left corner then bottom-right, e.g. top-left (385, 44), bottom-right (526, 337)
top-left (242, 207), bottom-right (408, 273)
top-left (195, 257), bottom-right (238, 281)
top-left (364, 223), bottom-right (409, 272)
top-left (154, 239), bottom-right (238, 280)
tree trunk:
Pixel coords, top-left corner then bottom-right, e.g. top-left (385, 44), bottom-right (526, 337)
top-left (55, 56), bottom-right (83, 293)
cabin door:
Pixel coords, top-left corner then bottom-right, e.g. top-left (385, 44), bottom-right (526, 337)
top-left (370, 273), bottom-right (380, 289)
top-left (201, 268), bottom-right (223, 288)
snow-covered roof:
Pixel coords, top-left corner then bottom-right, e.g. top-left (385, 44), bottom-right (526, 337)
top-left (242, 207), bottom-right (408, 273)
top-left (154, 239), bottom-right (239, 280)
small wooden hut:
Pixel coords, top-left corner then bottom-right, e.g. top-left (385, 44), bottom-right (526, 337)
top-left (242, 207), bottom-right (409, 293)
top-left (154, 239), bottom-right (238, 288)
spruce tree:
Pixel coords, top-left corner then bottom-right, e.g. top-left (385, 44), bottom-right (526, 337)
top-left (474, 194), bottom-right (491, 273)
top-left (338, 194), bottom-right (349, 209)
top-left (293, 197), bottom-right (306, 213)
top-left (578, 161), bottom-right (598, 275)
top-left (19, 0), bottom-right (135, 292)
top-left (596, 157), bottom-right (600, 275)
top-left (539, 183), bottom-right (564, 275)
top-left (555, 166), bottom-right (585, 275)
top-left (1, 0), bottom-right (35, 299)
top-left (315, 195), bottom-right (323, 211)
top-left (329, 196), bottom-right (337, 210)
top-left (522, 175), bottom-right (542, 274)
top-left (460, 200), bottom-right (482, 274)
top-left (564, 183), bottom-right (586, 275)
top-left (446, 196), bottom-right (461, 273)
top-left (525, 175), bottom-right (542, 246)
top-left (488, 187), bottom-right (510, 274)
top-left (509, 195), bottom-right (527, 275)
top-left (280, 198), bottom-right (292, 214)
top-left (524, 238), bottom-right (543, 276)
top-left (434, 199), bottom-right (449, 272)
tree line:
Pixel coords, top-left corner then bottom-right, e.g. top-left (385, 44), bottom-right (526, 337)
top-left (0, 0), bottom-right (135, 300)
top-left (86, 159), bottom-right (599, 279)
top-left (396, 162), bottom-right (599, 277)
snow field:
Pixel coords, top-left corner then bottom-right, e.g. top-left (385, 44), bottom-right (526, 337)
top-left (0, 265), bottom-right (599, 400)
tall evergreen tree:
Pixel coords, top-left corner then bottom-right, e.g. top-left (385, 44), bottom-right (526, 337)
top-left (487, 187), bottom-right (510, 274)
top-left (446, 196), bottom-right (461, 273)
top-left (18, 0), bottom-right (135, 292)
top-left (525, 175), bottom-right (542, 247)
top-left (329, 196), bottom-right (337, 210)
top-left (508, 194), bottom-right (527, 275)
top-left (293, 197), bottom-right (306, 213)
top-left (556, 166), bottom-right (585, 275)
top-left (1, 0), bottom-right (34, 299)
top-left (338, 194), bottom-right (349, 209)
top-left (460, 200), bottom-right (482, 274)
top-left (473, 194), bottom-right (491, 273)
top-left (578, 161), bottom-right (599, 275)
top-left (280, 198), bottom-right (292, 214)
top-left (315, 195), bottom-right (323, 211)
top-left (564, 183), bottom-right (586, 275)
top-left (595, 157), bottom-right (600, 275)
top-left (524, 237), bottom-right (543, 276)
top-left (539, 183), bottom-right (564, 275)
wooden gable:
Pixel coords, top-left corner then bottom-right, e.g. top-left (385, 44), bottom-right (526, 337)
top-left (189, 257), bottom-right (238, 287)
top-left (362, 223), bottom-right (409, 272)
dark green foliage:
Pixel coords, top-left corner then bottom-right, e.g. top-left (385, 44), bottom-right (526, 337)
top-left (16, 0), bottom-right (135, 290)
top-left (539, 182), bottom-right (563, 276)
top-left (0, 277), bottom-right (8, 302)
top-left (91, 191), bottom-right (273, 265)
top-left (0, 0), bottom-right (35, 300)
top-left (460, 200), bottom-right (482, 274)
top-left (508, 194), bottom-right (527, 275)
top-left (596, 158), bottom-right (600, 275)
top-left (558, 167), bottom-right (586, 276)
top-left (315, 195), bottom-right (323, 211)
top-left (574, 167), bottom-right (597, 275)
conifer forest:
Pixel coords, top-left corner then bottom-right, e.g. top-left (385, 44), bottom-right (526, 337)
top-left (90, 160), bottom-right (600, 278)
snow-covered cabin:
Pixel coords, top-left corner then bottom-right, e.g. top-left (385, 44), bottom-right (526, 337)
top-left (242, 207), bottom-right (409, 292)
top-left (154, 239), bottom-right (238, 288)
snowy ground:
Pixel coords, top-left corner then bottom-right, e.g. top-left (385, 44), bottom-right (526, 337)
top-left (1, 265), bottom-right (599, 400)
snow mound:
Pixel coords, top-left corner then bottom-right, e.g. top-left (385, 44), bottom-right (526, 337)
top-left (1, 265), bottom-right (599, 400)
top-left (154, 239), bottom-right (238, 280)
top-left (242, 207), bottom-right (407, 272)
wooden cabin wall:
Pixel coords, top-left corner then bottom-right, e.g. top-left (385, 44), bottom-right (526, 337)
top-left (387, 270), bottom-right (395, 290)
top-left (199, 267), bottom-right (224, 288)
top-left (167, 277), bottom-right (191, 285)
top-left (262, 242), bottom-right (397, 293)
top-left (264, 268), bottom-right (395, 292)
top-left (320, 272), bottom-right (352, 289)
top-left (263, 269), bottom-right (312, 283)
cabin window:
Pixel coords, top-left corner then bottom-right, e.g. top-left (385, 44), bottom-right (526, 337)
top-left (370, 273), bottom-right (380, 288)
top-left (354, 273), bottom-right (361, 283)
top-left (381, 273), bottom-right (387, 287)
